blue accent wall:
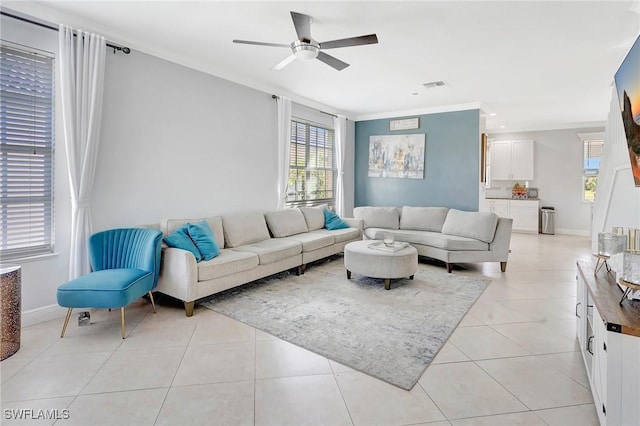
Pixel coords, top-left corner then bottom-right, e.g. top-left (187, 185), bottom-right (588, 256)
top-left (355, 109), bottom-right (480, 211)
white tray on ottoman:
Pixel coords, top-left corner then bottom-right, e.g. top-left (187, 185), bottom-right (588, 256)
top-left (344, 240), bottom-right (418, 290)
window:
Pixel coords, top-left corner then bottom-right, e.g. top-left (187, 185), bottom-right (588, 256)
top-left (582, 136), bottom-right (604, 202)
top-left (0, 42), bottom-right (55, 259)
top-left (286, 120), bottom-right (335, 207)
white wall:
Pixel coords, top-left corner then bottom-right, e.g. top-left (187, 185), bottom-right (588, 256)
top-left (2, 14), bottom-right (355, 322)
top-left (93, 49), bottom-right (279, 228)
top-left (490, 127), bottom-right (603, 236)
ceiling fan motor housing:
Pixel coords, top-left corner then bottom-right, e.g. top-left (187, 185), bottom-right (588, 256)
top-left (291, 39), bottom-right (320, 60)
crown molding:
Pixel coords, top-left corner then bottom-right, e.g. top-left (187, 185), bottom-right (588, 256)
top-left (354, 102), bottom-right (481, 122)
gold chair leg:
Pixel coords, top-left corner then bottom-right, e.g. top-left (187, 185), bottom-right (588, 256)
top-left (148, 291), bottom-right (157, 314)
top-left (60, 308), bottom-right (73, 338)
top-left (120, 307), bottom-right (126, 339)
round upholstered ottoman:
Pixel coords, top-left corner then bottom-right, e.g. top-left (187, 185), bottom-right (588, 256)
top-left (344, 240), bottom-right (418, 290)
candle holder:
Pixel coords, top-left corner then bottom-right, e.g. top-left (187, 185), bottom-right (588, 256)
top-left (627, 228), bottom-right (640, 251)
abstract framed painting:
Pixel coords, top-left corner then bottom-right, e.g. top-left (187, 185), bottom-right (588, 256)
top-left (368, 134), bottom-right (425, 179)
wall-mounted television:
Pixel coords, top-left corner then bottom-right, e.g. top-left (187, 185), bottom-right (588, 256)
top-left (614, 34), bottom-right (640, 187)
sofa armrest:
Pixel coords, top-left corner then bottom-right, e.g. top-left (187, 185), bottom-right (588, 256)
top-left (343, 218), bottom-right (364, 231)
top-left (489, 217), bottom-right (513, 259)
top-left (156, 247), bottom-right (198, 302)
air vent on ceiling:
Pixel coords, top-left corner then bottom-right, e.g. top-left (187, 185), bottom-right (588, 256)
top-left (423, 80), bottom-right (446, 89)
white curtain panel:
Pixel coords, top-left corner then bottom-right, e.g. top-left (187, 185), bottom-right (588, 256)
top-left (276, 96), bottom-right (292, 209)
top-left (59, 25), bottom-right (106, 279)
top-left (334, 115), bottom-right (347, 217)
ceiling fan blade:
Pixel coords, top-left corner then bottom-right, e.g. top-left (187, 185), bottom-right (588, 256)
top-left (290, 11), bottom-right (312, 41)
top-left (272, 55), bottom-right (297, 71)
top-left (319, 34), bottom-right (379, 49)
top-left (316, 51), bottom-right (349, 71)
top-left (233, 40), bottom-right (290, 48)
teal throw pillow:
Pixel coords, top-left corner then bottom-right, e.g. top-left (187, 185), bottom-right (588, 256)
top-left (188, 220), bottom-right (220, 261)
top-left (324, 209), bottom-right (349, 230)
top-left (163, 226), bottom-right (203, 262)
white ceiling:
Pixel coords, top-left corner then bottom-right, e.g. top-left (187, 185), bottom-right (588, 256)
top-left (4, 1), bottom-right (640, 132)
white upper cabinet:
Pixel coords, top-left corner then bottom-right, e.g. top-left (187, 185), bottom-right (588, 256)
top-left (490, 140), bottom-right (534, 181)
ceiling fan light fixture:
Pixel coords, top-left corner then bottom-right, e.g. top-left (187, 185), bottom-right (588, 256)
top-left (291, 40), bottom-right (319, 60)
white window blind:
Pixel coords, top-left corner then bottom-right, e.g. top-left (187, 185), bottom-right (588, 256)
top-left (0, 42), bottom-right (55, 259)
top-left (287, 119), bottom-right (335, 207)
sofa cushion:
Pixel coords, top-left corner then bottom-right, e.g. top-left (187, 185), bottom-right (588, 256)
top-left (364, 227), bottom-right (398, 240)
top-left (381, 229), bottom-right (489, 251)
top-left (353, 207), bottom-right (400, 229)
top-left (188, 221), bottom-right (220, 261)
top-left (300, 204), bottom-right (328, 231)
top-left (197, 249), bottom-right (259, 281)
top-left (163, 226), bottom-right (203, 262)
top-left (222, 212), bottom-right (271, 248)
top-left (311, 227), bottom-right (361, 243)
top-left (441, 209), bottom-right (499, 243)
top-left (232, 239), bottom-right (302, 265)
top-left (162, 216), bottom-right (224, 249)
top-left (323, 209), bottom-right (349, 230)
top-left (400, 207), bottom-right (449, 232)
top-left (264, 209), bottom-right (309, 237)
top-left (279, 233), bottom-right (334, 252)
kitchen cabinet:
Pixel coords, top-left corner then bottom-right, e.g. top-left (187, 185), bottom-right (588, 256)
top-left (490, 140), bottom-right (534, 181)
top-left (576, 260), bottom-right (640, 426)
top-left (485, 199), bottom-right (509, 218)
top-left (482, 199), bottom-right (539, 233)
top-left (509, 200), bottom-right (539, 233)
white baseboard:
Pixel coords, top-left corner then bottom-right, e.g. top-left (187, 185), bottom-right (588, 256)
top-left (22, 304), bottom-right (68, 327)
top-left (556, 228), bottom-right (591, 237)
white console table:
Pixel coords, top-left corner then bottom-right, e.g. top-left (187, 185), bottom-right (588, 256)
top-left (576, 260), bottom-right (640, 425)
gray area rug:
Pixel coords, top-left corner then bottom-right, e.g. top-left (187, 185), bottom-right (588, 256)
top-left (201, 256), bottom-right (489, 390)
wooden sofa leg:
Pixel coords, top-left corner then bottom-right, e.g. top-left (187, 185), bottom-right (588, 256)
top-left (184, 301), bottom-right (194, 317)
top-left (500, 262), bottom-right (507, 272)
top-left (446, 263), bottom-right (453, 273)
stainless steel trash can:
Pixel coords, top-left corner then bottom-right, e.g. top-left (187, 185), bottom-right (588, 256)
top-left (540, 206), bottom-right (555, 235)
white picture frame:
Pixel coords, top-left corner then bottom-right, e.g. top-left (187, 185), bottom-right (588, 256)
top-left (389, 117), bottom-right (419, 131)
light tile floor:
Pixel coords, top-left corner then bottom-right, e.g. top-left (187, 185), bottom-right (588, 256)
top-left (1, 233), bottom-right (600, 425)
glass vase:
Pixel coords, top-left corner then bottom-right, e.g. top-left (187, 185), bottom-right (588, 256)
top-left (623, 251), bottom-right (640, 285)
top-left (598, 233), bottom-right (627, 257)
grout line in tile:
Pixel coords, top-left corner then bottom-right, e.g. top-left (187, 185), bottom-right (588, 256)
top-left (152, 323), bottom-right (196, 426)
top-left (329, 368), bottom-right (356, 426)
top-left (470, 358), bottom-right (535, 413)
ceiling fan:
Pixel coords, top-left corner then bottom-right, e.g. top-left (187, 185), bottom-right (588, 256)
top-left (233, 11), bottom-right (378, 71)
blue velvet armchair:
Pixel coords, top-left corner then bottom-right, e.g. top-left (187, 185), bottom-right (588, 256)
top-left (57, 228), bottom-right (163, 339)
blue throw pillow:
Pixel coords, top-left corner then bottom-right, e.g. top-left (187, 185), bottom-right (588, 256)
top-left (163, 226), bottom-right (203, 262)
top-left (324, 209), bottom-right (349, 230)
top-left (188, 220), bottom-right (220, 261)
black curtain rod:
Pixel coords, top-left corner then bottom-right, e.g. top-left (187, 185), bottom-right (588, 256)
top-left (1, 10), bottom-right (130, 54)
top-left (271, 94), bottom-right (338, 118)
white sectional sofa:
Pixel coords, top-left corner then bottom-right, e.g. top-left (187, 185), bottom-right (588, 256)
top-left (353, 206), bottom-right (513, 273)
top-left (156, 207), bottom-right (362, 316)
